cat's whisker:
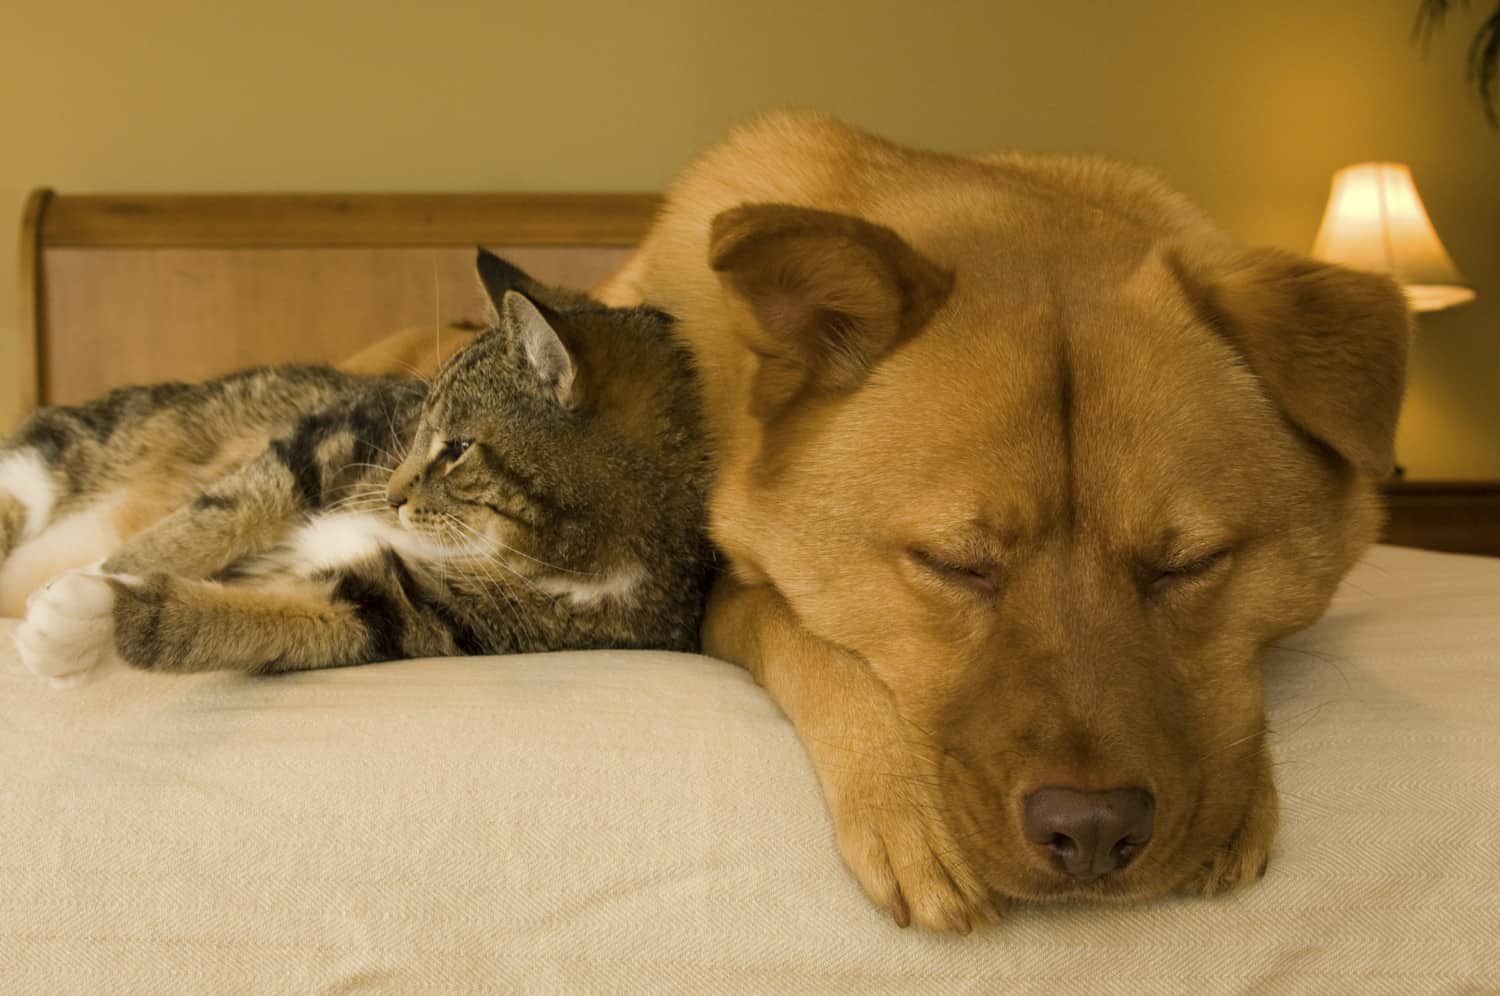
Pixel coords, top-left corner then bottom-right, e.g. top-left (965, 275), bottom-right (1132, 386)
top-left (326, 501), bottom-right (387, 515)
top-left (328, 482), bottom-right (390, 498)
top-left (433, 257), bottom-right (443, 376)
top-left (449, 563), bottom-right (524, 646)
top-left (324, 487), bottom-right (392, 513)
top-left (325, 499), bottom-right (390, 515)
top-left (379, 402), bottom-right (410, 467)
top-left (339, 462), bottom-right (401, 475)
top-left (474, 561), bottom-right (543, 649)
top-left (360, 438), bottom-right (409, 467)
top-left (440, 515), bottom-right (525, 570)
top-left (438, 514), bottom-right (544, 647)
top-left (482, 532), bottom-right (601, 578)
top-left (393, 361), bottom-right (432, 388)
top-left (441, 515), bottom-right (551, 605)
top-left (325, 487), bottom-right (387, 504)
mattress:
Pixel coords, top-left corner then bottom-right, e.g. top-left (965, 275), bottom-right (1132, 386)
top-left (2, 544), bottom-right (1497, 993)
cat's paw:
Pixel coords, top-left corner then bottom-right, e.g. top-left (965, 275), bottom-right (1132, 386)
top-left (15, 570), bottom-right (122, 687)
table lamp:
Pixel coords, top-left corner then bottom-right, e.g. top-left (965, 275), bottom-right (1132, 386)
top-left (1311, 162), bottom-right (1475, 312)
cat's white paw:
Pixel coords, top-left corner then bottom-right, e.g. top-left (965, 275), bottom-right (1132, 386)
top-left (15, 571), bottom-right (120, 687)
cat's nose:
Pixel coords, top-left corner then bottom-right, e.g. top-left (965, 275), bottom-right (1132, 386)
top-left (387, 492), bottom-right (407, 510)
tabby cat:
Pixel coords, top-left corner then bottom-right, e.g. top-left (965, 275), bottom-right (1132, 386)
top-left (1, 251), bottom-right (712, 685)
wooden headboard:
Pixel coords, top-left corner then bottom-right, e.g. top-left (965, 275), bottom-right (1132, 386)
top-left (18, 190), bottom-right (661, 411)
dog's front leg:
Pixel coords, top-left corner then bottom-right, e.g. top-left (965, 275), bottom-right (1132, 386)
top-left (704, 575), bottom-right (998, 932)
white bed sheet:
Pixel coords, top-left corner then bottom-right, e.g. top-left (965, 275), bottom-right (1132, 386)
top-left (1, 545), bottom-right (1497, 993)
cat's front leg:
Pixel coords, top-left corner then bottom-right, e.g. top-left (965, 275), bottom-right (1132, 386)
top-left (13, 571), bottom-right (363, 679)
top-left (102, 574), bottom-right (381, 674)
top-left (105, 565), bottom-right (466, 673)
top-left (19, 559), bottom-right (468, 680)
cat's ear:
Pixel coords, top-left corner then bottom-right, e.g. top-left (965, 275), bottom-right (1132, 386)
top-left (476, 248), bottom-right (543, 319)
top-left (502, 291), bottom-right (578, 408)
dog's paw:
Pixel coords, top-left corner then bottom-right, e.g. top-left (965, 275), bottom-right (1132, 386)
top-left (1184, 762), bottom-right (1279, 896)
top-left (15, 570), bottom-right (122, 687)
top-left (835, 800), bottom-right (1000, 933)
top-left (821, 755), bottom-right (1000, 933)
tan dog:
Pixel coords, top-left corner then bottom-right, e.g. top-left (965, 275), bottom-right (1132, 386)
top-left (588, 112), bottom-right (1409, 932)
top-left (351, 113), bottom-right (1407, 932)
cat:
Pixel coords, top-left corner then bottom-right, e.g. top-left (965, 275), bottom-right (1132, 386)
top-left (0, 250), bottom-right (713, 685)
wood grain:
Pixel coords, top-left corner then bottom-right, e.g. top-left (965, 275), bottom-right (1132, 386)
top-left (20, 190), bottom-right (654, 409)
top-left (40, 245), bottom-right (632, 405)
top-left (17, 189), bottom-right (51, 415)
top-left (41, 193), bottom-right (661, 248)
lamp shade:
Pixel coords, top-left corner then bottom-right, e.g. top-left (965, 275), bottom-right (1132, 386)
top-left (1311, 162), bottom-right (1475, 312)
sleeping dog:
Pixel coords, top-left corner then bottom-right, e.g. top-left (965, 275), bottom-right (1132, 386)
top-left (593, 112), bottom-right (1408, 931)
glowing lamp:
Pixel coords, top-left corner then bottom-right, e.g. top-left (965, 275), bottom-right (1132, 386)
top-left (1311, 162), bottom-right (1475, 313)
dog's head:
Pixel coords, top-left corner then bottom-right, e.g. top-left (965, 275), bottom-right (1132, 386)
top-left (706, 197), bottom-right (1408, 902)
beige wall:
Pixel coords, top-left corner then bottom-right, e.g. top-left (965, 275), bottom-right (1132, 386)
top-left (3, 0), bottom-right (1496, 476)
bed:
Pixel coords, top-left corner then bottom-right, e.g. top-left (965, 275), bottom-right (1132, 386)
top-left (5, 192), bottom-right (1499, 992)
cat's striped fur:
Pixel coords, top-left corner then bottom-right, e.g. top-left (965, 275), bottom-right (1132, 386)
top-left (3, 251), bottom-right (712, 684)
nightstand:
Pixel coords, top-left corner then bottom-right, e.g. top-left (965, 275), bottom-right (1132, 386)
top-left (1381, 481), bottom-right (1500, 557)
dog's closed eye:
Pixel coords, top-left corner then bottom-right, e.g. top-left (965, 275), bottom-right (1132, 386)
top-left (907, 547), bottom-right (1002, 598)
top-left (1143, 548), bottom-right (1232, 594)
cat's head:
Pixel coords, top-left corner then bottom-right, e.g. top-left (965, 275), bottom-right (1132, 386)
top-left (386, 250), bottom-right (707, 595)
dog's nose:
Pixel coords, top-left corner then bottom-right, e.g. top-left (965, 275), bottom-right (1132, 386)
top-left (1022, 786), bottom-right (1155, 880)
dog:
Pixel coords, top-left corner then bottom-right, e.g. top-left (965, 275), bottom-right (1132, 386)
top-left (352, 112), bottom-right (1408, 931)
top-left (586, 112), bottom-right (1409, 932)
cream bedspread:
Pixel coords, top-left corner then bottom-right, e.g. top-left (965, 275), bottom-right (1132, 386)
top-left (2, 545), bottom-right (1497, 993)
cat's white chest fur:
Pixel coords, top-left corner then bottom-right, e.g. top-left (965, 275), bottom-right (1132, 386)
top-left (536, 561), bottom-right (648, 608)
top-left (289, 511), bottom-right (650, 609)
top-left (274, 511), bottom-right (479, 575)
top-left (290, 512), bottom-right (651, 607)
top-left (289, 513), bottom-right (411, 570)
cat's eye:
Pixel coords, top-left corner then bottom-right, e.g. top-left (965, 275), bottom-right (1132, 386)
top-left (908, 547), bottom-right (1001, 598)
top-left (439, 439), bottom-right (473, 462)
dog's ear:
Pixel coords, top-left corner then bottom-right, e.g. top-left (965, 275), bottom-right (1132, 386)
top-left (709, 203), bottom-right (953, 418)
top-left (1169, 246), bottom-right (1410, 477)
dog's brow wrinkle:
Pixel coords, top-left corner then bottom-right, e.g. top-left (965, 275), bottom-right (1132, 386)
top-left (1057, 337), bottom-right (1076, 532)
